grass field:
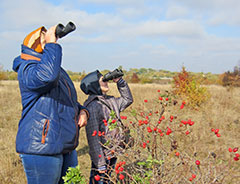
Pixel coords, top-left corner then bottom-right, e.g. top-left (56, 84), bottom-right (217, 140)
top-left (0, 80), bottom-right (239, 184)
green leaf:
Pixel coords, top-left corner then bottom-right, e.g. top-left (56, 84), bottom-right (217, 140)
top-left (104, 140), bottom-right (110, 146)
top-left (137, 161), bottom-right (146, 166)
top-left (131, 109), bottom-right (137, 117)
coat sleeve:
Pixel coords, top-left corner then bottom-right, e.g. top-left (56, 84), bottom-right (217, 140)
top-left (85, 102), bottom-right (106, 170)
top-left (115, 78), bottom-right (133, 112)
top-left (22, 43), bottom-right (62, 92)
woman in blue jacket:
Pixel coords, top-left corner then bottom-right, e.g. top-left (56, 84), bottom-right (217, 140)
top-left (12, 25), bottom-right (89, 184)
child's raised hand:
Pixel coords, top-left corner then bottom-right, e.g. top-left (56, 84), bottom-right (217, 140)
top-left (113, 77), bottom-right (121, 83)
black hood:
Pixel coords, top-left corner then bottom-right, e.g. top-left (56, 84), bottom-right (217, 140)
top-left (80, 70), bottom-right (103, 95)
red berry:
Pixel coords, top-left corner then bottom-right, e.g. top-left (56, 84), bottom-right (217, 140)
top-left (235, 153), bottom-right (240, 157)
top-left (166, 128), bottom-right (172, 135)
top-left (119, 174), bottom-right (125, 180)
top-left (185, 131), bottom-right (190, 135)
top-left (94, 175), bottom-right (100, 181)
top-left (216, 133), bottom-right (221, 137)
top-left (228, 148), bottom-right (233, 152)
top-left (98, 154), bottom-right (102, 158)
top-left (144, 99), bottom-right (148, 103)
top-left (189, 177), bottom-right (193, 181)
top-left (142, 142), bottom-right (147, 148)
top-left (215, 129), bottom-right (219, 134)
top-left (119, 167), bottom-right (124, 172)
top-left (165, 98), bottom-right (169, 101)
top-left (189, 122), bottom-right (194, 126)
top-left (175, 152), bottom-right (180, 157)
top-left (92, 130), bottom-right (97, 136)
top-left (233, 147), bottom-right (238, 152)
top-left (116, 163), bottom-right (120, 169)
top-left (234, 157), bottom-right (239, 161)
top-left (192, 174), bottom-right (196, 178)
top-left (147, 127), bottom-right (152, 133)
top-left (195, 160), bottom-right (200, 165)
top-left (115, 170), bottom-right (120, 174)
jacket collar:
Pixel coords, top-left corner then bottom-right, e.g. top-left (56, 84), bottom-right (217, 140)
top-left (21, 44), bottom-right (42, 61)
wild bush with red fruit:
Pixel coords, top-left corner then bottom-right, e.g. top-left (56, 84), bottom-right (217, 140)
top-left (86, 89), bottom-right (240, 184)
top-left (63, 86), bottom-right (239, 184)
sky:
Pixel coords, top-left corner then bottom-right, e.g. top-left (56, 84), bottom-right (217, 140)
top-left (1, 0), bottom-right (240, 74)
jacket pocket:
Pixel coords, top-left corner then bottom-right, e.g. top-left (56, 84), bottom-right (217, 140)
top-left (41, 119), bottom-right (50, 144)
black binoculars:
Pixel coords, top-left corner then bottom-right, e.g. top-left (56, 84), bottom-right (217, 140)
top-left (102, 69), bottom-right (124, 82)
top-left (55, 22), bottom-right (76, 38)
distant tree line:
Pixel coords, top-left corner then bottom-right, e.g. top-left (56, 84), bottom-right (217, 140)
top-left (0, 64), bottom-right (233, 86)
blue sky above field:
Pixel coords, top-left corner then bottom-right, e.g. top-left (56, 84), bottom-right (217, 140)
top-left (1, 0), bottom-right (240, 74)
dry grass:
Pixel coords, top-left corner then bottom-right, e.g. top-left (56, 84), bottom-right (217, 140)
top-left (0, 81), bottom-right (239, 184)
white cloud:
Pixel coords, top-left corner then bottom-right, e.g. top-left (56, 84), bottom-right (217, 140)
top-left (121, 19), bottom-right (206, 39)
top-left (117, 7), bottom-right (145, 18)
top-left (172, 0), bottom-right (240, 26)
top-left (166, 5), bottom-right (188, 19)
top-left (77, 0), bottom-right (145, 5)
top-left (1, 0), bottom-right (240, 73)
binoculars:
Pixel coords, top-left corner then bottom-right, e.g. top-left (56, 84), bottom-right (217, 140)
top-left (102, 69), bottom-right (124, 82)
top-left (55, 22), bottom-right (76, 38)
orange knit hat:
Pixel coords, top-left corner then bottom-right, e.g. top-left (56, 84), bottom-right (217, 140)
top-left (22, 26), bottom-right (47, 53)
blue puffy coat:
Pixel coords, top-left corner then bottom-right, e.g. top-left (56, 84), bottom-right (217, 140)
top-left (13, 43), bottom-right (86, 155)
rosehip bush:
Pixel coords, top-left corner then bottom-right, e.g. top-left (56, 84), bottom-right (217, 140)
top-left (103, 89), bottom-right (239, 184)
top-left (64, 88), bottom-right (239, 184)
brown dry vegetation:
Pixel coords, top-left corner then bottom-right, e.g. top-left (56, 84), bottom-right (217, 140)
top-left (0, 81), bottom-right (239, 184)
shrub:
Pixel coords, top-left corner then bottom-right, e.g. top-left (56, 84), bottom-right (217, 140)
top-left (108, 91), bottom-right (239, 183)
top-left (64, 88), bottom-right (239, 184)
top-left (7, 72), bottom-right (18, 80)
top-left (62, 165), bottom-right (86, 184)
top-left (222, 71), bottom-right (240, 87)
top-left (172, 67), bottom-right (210, 108)
top-left (130, 73), bottom-right (140, 83)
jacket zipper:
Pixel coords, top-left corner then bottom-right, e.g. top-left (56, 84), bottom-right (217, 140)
top-left (41, 119), bottom-right (50, 144)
